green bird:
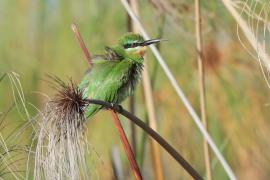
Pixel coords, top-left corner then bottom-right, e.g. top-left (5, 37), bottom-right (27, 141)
top-left (79, 33), bottom-right (162, 118)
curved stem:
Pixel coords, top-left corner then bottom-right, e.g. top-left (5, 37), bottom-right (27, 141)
top-left (86, 99), bottom-right (203, 180)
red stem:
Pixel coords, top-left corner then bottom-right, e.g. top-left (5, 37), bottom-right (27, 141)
top-left (111, 111), bottom-right (142, 180)
top-left (71, 23), bottom-right (92, 66)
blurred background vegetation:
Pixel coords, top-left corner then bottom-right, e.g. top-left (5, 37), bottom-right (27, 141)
top-left (1, 0), bottom-right (270, 179)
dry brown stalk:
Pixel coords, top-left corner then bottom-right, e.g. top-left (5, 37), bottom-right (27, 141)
top-left (127, 0), bottom-right (138, 156)
top-left (127, 0), bottom-right (164, 179)
top-left (194, 0), bottom-right (212, 179)
top-left (141, 62), bottom-right (164, 180)
top-left (71, 23), bottom-right (92, 67)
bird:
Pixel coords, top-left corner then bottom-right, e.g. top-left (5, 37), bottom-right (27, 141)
top-left (78, 33), bottom-right (163, 118)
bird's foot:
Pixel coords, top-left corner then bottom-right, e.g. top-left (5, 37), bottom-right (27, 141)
top-left (110, 103), bottom-right (123, 113)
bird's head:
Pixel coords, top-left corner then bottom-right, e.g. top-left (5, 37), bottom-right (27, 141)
top-left (118, 33), bottom-right (163, 59)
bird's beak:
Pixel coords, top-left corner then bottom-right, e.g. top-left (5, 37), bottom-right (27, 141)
top-left (137, 39), bottom-right (167, 57)
top-left (141, 39), bottom-right (167, 46)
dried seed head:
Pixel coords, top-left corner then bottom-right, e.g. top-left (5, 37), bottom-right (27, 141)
top-left (34, 77), bottom-right (90, 180)
top-left (50, 77), bottom-right (88, 124)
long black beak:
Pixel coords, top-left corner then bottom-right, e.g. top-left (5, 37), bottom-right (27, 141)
top-left (141, 39), bottom-right (167, 46)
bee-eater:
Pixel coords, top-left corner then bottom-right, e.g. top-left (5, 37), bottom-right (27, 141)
top-left (79, 33), bottom-right (162, 118)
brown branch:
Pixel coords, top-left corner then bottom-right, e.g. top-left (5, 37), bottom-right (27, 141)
top-left (111, 111), bottom-right (142, 180)
top-left (86, 99), bottom-right (203, 180)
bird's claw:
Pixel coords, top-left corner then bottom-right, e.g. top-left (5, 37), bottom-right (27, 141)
top-left (110, 103), bottom-right (123, 113)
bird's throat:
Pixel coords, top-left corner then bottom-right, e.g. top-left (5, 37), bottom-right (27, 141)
top-left (136, 46), bottom-right (146, 57)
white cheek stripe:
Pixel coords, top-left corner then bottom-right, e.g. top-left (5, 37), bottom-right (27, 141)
top-left (125, 46), bottom-right (141, 52)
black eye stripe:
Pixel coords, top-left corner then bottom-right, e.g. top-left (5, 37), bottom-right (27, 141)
top-left (124, 42), bottom-right (141, 49)
top-left (134, 42), bottom-right (140, 47)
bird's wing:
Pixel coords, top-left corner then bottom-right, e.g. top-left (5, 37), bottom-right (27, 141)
top-left (83, 60), bottom-right (133, 118)
top-left (88, 60), bottom-right (132, 101)
top-left (82, 46), bottom-right (122, 78)
top-left (91, 46), bottom-right (123, 62)
top-left (79, 59), bottom-right (119, 92)
top-left (80, 47), bottom-right (123, 90)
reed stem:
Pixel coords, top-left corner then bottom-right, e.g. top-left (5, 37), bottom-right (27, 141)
top-left (127, 0), bottom-right (137, 156)
top-left (194, 0), bottom-right (212, 179)
top-left (71, 23), bottom-right (92, 67)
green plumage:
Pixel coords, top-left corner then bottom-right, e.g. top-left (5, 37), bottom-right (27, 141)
top-left (79, 33), bottom-right (144, 118)
top-left (79, 33), bottom-right (161, 119)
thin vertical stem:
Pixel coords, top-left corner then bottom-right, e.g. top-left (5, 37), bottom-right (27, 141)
top-left (110, 111), bottom-right (142, 180)
top-left (141, 63), bottom-right (164, 180)
top-left (127, 0), bottom-right (137, 155)
top-left (128, 0), bottom-right (140, 33)
top-left (128, 0), bottom-right (164, 179)
top-left (111, 147), bottom-right (124, 180)
top-left (71, 23), bottom-right (92, 67)
top-left (129, 95), bottom-right (136, 155)
top-left (194, 1), bottom-right (212, 180)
